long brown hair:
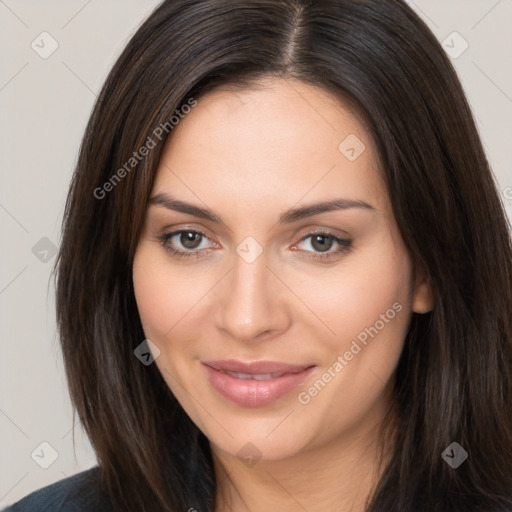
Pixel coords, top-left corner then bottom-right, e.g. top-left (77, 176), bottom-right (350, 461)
top-left (54, 0), bottom-right (512, 510)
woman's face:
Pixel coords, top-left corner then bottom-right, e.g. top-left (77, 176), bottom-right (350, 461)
top-left (132, 77), bottom-right (433, 462)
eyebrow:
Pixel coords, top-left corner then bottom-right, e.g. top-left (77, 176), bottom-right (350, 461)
top-left (149, 192), bottom-right (376, 225)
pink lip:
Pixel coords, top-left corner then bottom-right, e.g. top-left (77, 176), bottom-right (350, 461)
top-left (202, 359), bottom-right (312, 374)
top-left (202, 360), bottom-right (316, 407)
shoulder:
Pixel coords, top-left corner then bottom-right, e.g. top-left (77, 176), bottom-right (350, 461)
top-left (2, 466), bottom-right (113, 512)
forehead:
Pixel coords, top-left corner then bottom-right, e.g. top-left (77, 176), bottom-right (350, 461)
top-left (152, 78), bottom-right (388, 218)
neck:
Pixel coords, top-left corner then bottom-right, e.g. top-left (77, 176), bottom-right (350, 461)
top-left (211, 405), bottom-right (396, 512)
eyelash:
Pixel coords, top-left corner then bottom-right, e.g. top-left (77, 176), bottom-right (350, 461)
top-left (157, 229), bottom-right (352, 262)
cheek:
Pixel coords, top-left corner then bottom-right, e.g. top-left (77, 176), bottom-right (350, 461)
top-left (304, 239), bottom-right (412, 414)
top-left (132, 246), bottom-right (203, 342)
top-left (304, 238), bottom-right (413, 347)
top-left (296, 237), bottom-right (413, 418)
top-left (286, 260), bottom-right (411, 446)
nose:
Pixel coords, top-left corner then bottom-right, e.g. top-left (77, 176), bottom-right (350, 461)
top-left (214, 253), bottom-right (291, 343)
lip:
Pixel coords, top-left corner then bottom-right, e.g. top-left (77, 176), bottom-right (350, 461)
top-left (202, 360), bottom-right (316, 407)
top-left (202, 359), bottom-right (313, 374)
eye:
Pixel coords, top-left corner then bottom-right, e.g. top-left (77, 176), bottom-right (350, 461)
top-left (157, 228), bottom-right (352, 262)
top-left (295, 231), bottom-right (352, 261)
top-left (158, 229), bottom-right (215, 258)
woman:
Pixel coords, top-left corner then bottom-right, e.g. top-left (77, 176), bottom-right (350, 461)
top-left (5, 0), bottom-right (512, 510)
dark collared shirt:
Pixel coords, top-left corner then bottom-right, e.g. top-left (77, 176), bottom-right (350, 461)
top-left (2, 467), bottom-right (113, 512)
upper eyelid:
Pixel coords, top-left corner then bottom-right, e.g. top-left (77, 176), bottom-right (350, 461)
top-left (163, 228), bottom-right (349, 250)
top-left (164, 228), bottom-right (217, 245)
top-left (160, 221), bottom-right (350, 238)
top-left (294, 232), bottom-right (350, 251)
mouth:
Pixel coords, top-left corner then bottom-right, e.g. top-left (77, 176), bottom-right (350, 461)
top-left (202, 359), bottom-right (313, 375)
top-left (217, 370), bottom-right (295, 380)
top-left (201, 359), bottom-right (316, 407)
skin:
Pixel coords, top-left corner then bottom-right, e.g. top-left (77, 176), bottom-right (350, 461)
top-left (132, 77), bottom-right (434, 512)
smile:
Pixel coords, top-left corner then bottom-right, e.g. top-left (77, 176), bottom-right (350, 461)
top-left (202, 361), bottom-right (316, 407)
top-left (219, 370), bottom-right (289, 380)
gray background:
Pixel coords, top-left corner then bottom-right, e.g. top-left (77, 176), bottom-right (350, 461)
top-left (1, 0), bottom-right (511, 507)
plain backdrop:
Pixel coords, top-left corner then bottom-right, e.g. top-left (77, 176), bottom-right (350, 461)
top-left (1, 0), bottom-right (511, 507)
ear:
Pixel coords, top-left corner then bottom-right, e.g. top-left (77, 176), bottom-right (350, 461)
top-left (412, 264), bottom-right (434, 313)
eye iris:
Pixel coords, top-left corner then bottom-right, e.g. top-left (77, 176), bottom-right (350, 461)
top-left (181, 231), bottom-right (201, 249)
top-left (311, 234), bottom-right (333, 253)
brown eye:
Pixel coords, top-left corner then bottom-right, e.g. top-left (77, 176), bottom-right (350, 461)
top-left (310, 234), bottom-right (335, 253)
top-left (179, 231), bottom-right (203, 249)
top-left (158, 229), bottom-right (215, 259)
top-left (296, 231), bottom-right (352, 261)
